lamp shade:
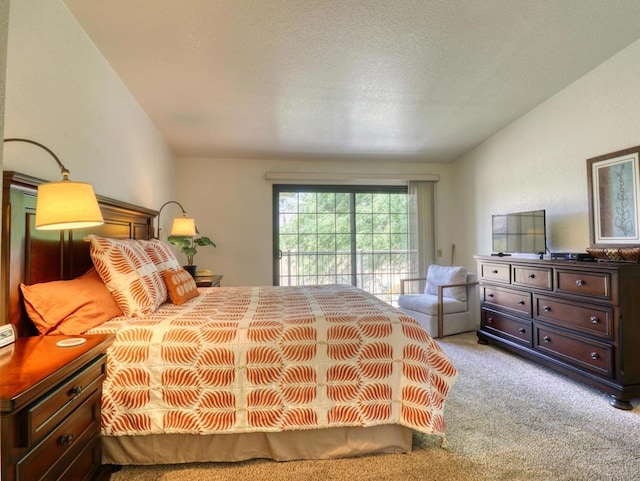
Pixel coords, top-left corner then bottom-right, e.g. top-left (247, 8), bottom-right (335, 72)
top-left (35, 179), bottom-right (104, 230)
top-left (170, 217), bottom-right (197, 236)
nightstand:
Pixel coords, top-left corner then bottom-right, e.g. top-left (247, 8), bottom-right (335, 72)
top-left (0, 334), bottom-right (114, 481)
top-left (196, 274), bottom-right (223, 288)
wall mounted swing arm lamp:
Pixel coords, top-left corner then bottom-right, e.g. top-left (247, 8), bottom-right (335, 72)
top-left (3, 138), bottom-right (104, 230)
top-left (156, 200), bottom-right (197, 239)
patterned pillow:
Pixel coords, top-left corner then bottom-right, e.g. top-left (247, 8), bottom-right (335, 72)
top-left (139, 239), bottom-right (181, 272)
top-left (88, 235), bottom-right (167, 316)
top-left (163, 269), bottom-right (200, 305)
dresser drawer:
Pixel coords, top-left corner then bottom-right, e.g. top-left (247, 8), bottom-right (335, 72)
top-left (482, 309), bottom-right (532, 346)
top-left (513, 266), bottom-right (552, 290)
top-left (535, 296), bottom-right (613, 339)
top-left (555, 270), bottom-right (611, 300)
top-left (24, 355), bottom-right (106, 446)
top-left (483, 286), bottom-right (532, 317)
top-left (480, 263), bottom-right (511, 283)
top-left (535, 326), bottom-right (613, 377)
top-left (16, 389), bottom-right (101, 481)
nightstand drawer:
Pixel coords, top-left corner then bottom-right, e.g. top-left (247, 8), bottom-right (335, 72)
top-left (16, 389), bottom-right (101, 481)
top-left (56, 435), bottom-right (102, 481)
top-left (535, 326), bottom-right (613, 377)
top-left (25, 355), bottom-right (106, 446)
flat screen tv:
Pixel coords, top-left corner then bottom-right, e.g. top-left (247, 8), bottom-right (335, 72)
top-left (492, 209), bottom-right (546, 255)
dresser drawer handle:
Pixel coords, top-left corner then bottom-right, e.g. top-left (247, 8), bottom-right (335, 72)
top-left (527, 273), bottom-right (535, 279)
top-left (491, 270), bottom-right (498, 274)
top-left (543, 306), bottom-right (551, 312)
top-left (591, 352), bottom-right (600, 360)
top-left (517, 300), bottom-right (525, 305)
top-left (487, 317), bottom-right (494, 324)
top-left (70, 385), bottom-right (83, 397)
top-left (590, 316), bottom-right (599, 324)
top-left (487, 293), bottom-right (494, 298)
top-left (576, 279), bottom-right (585, 286)
top-left (518, 327), bottom-right (526, 333)
top-left (543, 336), bottom-right (551, 343)
top-left (59, 434), bottom-right (74, 446)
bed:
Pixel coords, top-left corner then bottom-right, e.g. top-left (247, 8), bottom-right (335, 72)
top-left (2, 171), bottom-right (457, 465)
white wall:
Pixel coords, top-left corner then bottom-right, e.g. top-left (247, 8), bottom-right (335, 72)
top-left (174, 158), bottom-right (455, 286)
top-left (451, 39), bottom-right (640, 271)
top-left (2, 0), bottom-right (174, 210)
top-left (0, 0), bottom-right (9, 170)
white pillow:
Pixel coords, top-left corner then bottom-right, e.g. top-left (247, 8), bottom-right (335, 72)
top-left (425, 265), bottom-right (467, 302)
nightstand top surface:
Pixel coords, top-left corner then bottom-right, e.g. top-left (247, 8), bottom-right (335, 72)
top-left (0, 334), bottom-right (113, 412)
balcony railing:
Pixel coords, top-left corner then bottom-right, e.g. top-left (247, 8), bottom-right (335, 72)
top-left (278, 249), bottom-right (417, 305)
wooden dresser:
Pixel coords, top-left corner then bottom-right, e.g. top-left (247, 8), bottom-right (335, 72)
top-left (476, 255), bottom-right (640, 409)
top-left (0, 334), bottom-right (114, 481)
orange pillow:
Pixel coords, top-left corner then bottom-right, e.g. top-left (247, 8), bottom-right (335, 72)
top-left (20, 268), bottom-right (123, 335)
top-left (163, 269), bottom-right (200, 305)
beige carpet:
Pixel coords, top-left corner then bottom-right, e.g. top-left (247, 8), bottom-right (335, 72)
top-left (109, 332), bottom-right (640, 481)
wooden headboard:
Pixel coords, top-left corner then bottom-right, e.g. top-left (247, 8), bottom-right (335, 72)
top-left (1, 171), bottom-right (157, 337)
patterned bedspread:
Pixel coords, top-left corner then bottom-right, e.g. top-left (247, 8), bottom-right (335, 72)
top-left (88, 285), bottom-right (457, 439)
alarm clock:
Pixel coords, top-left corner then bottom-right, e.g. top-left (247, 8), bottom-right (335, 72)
top-left (0, 324), bottom-right (16, 348)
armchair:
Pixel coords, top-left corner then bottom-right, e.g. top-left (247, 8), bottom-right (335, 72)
top-left (398, 265), bottom-right (479, 338)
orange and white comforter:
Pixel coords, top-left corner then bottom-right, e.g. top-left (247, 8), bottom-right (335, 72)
top-left (88, 285), bottom-right (457, 439)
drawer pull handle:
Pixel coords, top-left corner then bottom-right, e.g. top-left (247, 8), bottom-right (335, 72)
top-left (590, 316), bottom-right (599, 324)
top-left (487, 317), bottom-right (494, 324)
top-left (518, 327), bottom-right (526, 333)
top-left (487, 294), bottom-right (494, 298)
top-left (543, 306), bottom-right (551, 312)
top-left (591, 352), bottom-right (600, 360)
top-left (70, 385), bottom-right (83, 397)
top-left (59, 434), bottom-right (74, 446)
top-left (491, 270), bottom-right (498, 274)
top-left (527, 274), bottom-right (535, 279)
top-left (543, 336), bottom-right (551, 343)
top-left (576, 279), bottom-right (585, 286)
top-left (517, 300), bottom-right (525, 305)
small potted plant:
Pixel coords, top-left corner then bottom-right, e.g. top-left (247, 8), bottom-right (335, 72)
top-left (168, 231), bottom-right (216, 277)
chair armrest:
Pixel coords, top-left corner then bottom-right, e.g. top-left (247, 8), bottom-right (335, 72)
top-left (400, 277), bottom-right (426, 295)
top-left (436, 281), bottom-right (479, 338)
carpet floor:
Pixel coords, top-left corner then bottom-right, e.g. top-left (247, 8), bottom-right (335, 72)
top-left (109, 332), bottom-right (640, 481)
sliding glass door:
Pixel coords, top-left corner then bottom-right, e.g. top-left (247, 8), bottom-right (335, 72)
top-left (273, 185), bottom-right (412, 305)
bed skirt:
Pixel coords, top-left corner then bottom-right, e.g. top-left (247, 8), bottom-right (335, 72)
top-left (102, 425), bottom-right (414, 465)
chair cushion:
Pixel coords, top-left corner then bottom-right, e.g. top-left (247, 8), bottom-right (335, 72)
top-left (398, 294), bottom-right (468, 315)
top-left (425, 265), bottom-right (467, 301)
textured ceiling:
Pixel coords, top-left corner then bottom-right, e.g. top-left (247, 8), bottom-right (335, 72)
top-left (63, 0), bottom-right (640, 162)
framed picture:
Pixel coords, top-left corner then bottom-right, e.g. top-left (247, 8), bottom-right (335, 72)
top-left (587, 145), bottom-right (640, 247)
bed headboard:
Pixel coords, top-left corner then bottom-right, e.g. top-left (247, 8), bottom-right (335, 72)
top-left (1, 171), bottom-right (157, 337)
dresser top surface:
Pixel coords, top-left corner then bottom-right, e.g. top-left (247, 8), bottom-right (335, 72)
top-left (475, 255), bottom-right (640, 271)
